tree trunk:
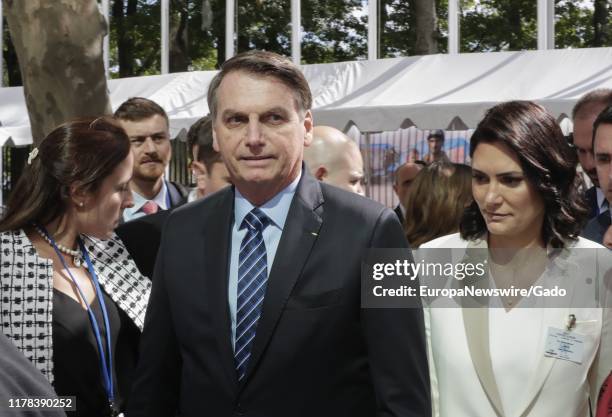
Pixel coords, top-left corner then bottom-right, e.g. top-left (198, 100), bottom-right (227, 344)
top-left (593, 0), bottom-right (609, 47)
top-left (170, 0), bottom-right (190, 73)
top-left (413, 0), bottom-right (438, 55)
top-left (505, 2), bottom-right (523, 50)
top-left (5, 0), bottom-right (112, 144)
top-left (114, 0), bottom-right (138, 77)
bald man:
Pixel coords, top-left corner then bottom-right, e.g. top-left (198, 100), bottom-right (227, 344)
top-left (393, 162), bottom-right (423, 222)
top-left (303, 125), bottom-right (365, 195)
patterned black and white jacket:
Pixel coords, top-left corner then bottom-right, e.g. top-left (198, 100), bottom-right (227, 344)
top-left (0, 229), bottom-right (152, 384)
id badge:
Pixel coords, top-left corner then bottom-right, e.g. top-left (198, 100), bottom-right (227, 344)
top-left (543, 327), bottom-right (584, 364)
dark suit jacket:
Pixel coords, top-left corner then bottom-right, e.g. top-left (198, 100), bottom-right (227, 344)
top-left (394, 204), bottom-right (404, 224)
top-left (168, 180), bottom-right (189, 207)
top-left (585, 186), bottom-right (601, 220)
top-left (582, 210), bottom-right (611, 245)
top-left (116, 181), bottom-right (188, 277)
top-left (116, 210), bottom-right (171, 278)
top-left (128, 172), bottom-right (430, 417)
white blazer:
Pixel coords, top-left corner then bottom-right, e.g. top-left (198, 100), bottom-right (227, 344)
top-left (420, 233), bottom-right (611, 417)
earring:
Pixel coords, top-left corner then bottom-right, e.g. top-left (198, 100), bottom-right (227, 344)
top-left (78, 202), bottom-right (84, 207)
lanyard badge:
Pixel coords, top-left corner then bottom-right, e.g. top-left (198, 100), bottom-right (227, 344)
top-left (37, 225), bottom-right (116, 415)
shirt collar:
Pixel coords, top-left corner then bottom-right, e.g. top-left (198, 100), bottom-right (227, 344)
top-left (125, 181), bottom-right (169, 216)
top-left (234, 171), bottom-right (302, 231)
top-left (596, 187), bottom-right (607, 212)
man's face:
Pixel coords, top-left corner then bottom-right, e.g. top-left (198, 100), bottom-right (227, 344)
top-left (324, 143), bottom-right (365, 196)
top-left (574, 113), bottom-right (600, 187)
top-left (594, 123), bottom-right (612, 204)
top-left (120, 114), bottom-right (172, 183)
top-left (393, 163), bottom-right (422, 205)
top-left (212, 71), bottom-right (313, 204)
top-left (428, 136), bottom-right (444, 155)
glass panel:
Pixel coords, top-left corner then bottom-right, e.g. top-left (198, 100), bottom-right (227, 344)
top-left (379, 0), bottom-right (448, 59)
top-left (236, 0), bottom-right (291, 57)
top-left (301, 0), bottom-right (367, 64)
top-left (460, 0), bottom-right (537, 52)
top-left (168, 0), bottom-right (223, 71)
top-left (109, 0), bottom-right (161, 78)
top-left (555, 1), bottom-right (611, 48)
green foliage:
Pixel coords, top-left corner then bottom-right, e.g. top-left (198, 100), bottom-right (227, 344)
top-left (301, 0), bottom-right (367, 63)
top-left (460, 0), bottom-right (537, 52)
top-left (68, 0), bottom-right (612, 82)
top-left (379, 0), bottom-right (447, 58)
top-left (555, 0), bottom-right (595, 49)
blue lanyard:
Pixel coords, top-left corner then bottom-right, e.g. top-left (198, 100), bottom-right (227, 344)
top-left (38, 225), bottom-right (116, 412)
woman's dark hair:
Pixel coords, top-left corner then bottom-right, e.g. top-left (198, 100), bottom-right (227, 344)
top-left (0, 117), bottom-right (131, 232)
top-left (460, 101), bottom-right (587, 248)
top-left (404, 162), bottom-right (472, 248)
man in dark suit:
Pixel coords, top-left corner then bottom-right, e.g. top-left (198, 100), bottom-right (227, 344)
top-left (583, 104), bottom-right (612, 248)
top-left (115, 210), bottom-right (170, 278)
top-left (572, 89), bottom-right (612, 219)
top-left (115, 97), bottom-right (188, 222)
top-left (128, 50), bottom-right (430, 417)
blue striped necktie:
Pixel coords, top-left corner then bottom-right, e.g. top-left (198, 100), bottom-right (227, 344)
top-left (235, 207), bottom-right (270, 380)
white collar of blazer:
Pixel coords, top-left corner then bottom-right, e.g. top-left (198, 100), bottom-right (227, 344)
top-left (460, 236), bottom-right (601, 417)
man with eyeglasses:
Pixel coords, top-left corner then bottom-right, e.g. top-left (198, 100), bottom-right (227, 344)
top-left (114, 97), bottom-right (188, 222)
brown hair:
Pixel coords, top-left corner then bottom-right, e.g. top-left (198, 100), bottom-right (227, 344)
top-left (572, 89), bottom-right (612, 120)
top-left (207, 50), bottom-right (312, 118)
top-left (114, 97), bottom-right (169, 126)
top-left (0, 117), bottom-right (131, 232)
top-left (186, 115), bottom-right (222, 171)
top-left (461, 101), bottom-right (587, 248)
top-left (404, 162), bottom-right (472, 248)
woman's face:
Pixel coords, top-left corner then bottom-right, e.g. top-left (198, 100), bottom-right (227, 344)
top-left (77, 153), bottom-right (134, 239)
top-left (471, 141), bottom-right (545, 247)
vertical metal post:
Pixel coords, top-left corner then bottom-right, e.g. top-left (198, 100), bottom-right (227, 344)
top-left (102, 0), bottom-right (110, 78)
top-left (537, 0), bottom-right (554, 50)
top-left (0, 0), bottom-right (4, 87)
top-left (161, 0), bottom-right (170, 73)
top-left (448, 0), bottom-right (459, 54)
top-left (291, 0), bottom-right (301, 64)
top-left (368, 0), bottom-right (377, 61)
top-left (226, 0), bottom-right (235, 59)
top-left (364, 132), bottom-right (372, 198)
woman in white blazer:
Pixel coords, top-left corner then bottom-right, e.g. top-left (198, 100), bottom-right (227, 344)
top-left (421, 101), bottom-right (611, 417)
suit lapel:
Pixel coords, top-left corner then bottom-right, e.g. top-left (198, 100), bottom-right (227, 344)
top-left (203, 189), bottom-right (239, 390)
top-left (515, 254), bottom-right (576, 417)
top-left (462, 307), bottom-right (505, 417)
top-left (239, 173), bottom-right (324, 389)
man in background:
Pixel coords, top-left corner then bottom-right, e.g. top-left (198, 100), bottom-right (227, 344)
top-left (572, 89), bottom-right (612, 219)
top-left (186, 115), bottom-right (232, 201)
top-left (393, 161), bottom-right (423, 222)
top-left (115, 97), bottom-right (187, 221)
top-left (303, 125), bottom-right (365, 195)
top-left (423, 129), bottom-right (450, 164)
top-left (583, 105), bottom-right (612, 248)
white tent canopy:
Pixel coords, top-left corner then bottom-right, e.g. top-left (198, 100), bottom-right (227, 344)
top-left (1, 47), bottom-right (611, 146)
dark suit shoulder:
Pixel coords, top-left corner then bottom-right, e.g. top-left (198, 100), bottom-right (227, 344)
top-left (581, 213), bottom-right (608, 245)
top-left (164, 186), bottom-right (233, 231)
